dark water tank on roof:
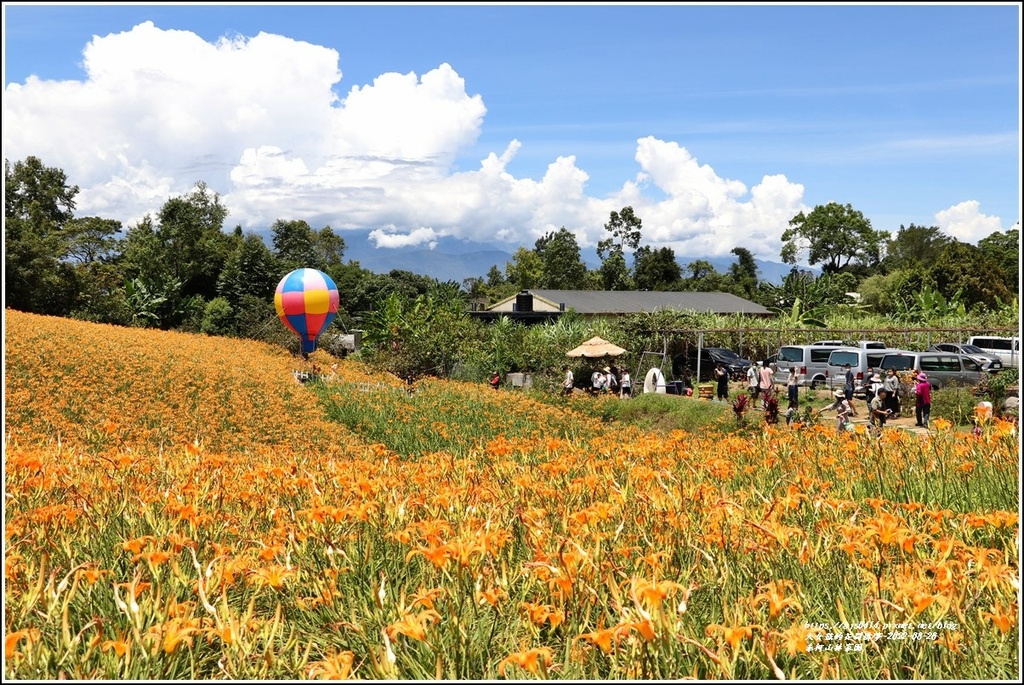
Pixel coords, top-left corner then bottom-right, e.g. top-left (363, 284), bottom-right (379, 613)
top-left (515, 290), bottom-right (533, 312)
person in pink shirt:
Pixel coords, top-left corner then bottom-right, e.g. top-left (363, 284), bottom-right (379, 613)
top-left (758, 361), bottom-right (774, 402)
top-left (914, 373), bottom-right (932, 427)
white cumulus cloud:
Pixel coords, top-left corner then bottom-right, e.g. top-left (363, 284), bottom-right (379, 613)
top-left (3, 21), bottom-right (823, 262)
top-left (369, 226), bottom-right (441, 250)
top-left (934, 201), bottom-right (1007, 244)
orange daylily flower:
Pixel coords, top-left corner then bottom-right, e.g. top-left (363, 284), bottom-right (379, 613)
top-left (121, 535), bottom-right (154, 555)
top-left (521, 602), bottom-right (565, 629)
top-left (406, 543), bottom-right (453, 570)
top-left (777, 622), bottom-right (822, 656)
top-left (982, 603), bottom-right (1016, 634)
top-left (632, 577), bottom-right (683, 613)
top-left (707, 623), bottom-right (756, 651)
top-left (161, 619), bottom-right (198, 654)
top-left (754, 580), bottom-right (802, 620)
top-left (100, 635), bottom-right (130, 658)
top-left (865, 512), bottom-right (911, 547)
top-left (5, 629), bottom-right (39, 660)
top-left (252, 565), bottom-right (295, 589)
top-left (308, 650), bottom-right (356, 680)
top-left (407, 586), bottom-right (444, 611)
top-left (577, 625), bottom-right (629, 654)
top-left (476, 585), bottom-right (505, 607)
top-left (385, 610), bottom-right (441, 642)
top-left (498, 647), bottom-right (554, 676)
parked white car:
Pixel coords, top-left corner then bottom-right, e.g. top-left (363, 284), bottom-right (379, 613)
top-left (927, 343), bottom-right (1003, 373)
top-left (967, 336), bottom-right (1019, 368)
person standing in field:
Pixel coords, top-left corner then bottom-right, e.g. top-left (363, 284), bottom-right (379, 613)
top-left (714, 363), bottom-right (729, 401)
top-left (604, 366), bottom-right (618, 394)
top-left (758, 361), bottom-right (774, 404)
top-left (620, 368), bottom-right (632, 398)
top-left (747, 362), bottom-right (759, 399)
top-left (915, 373), bottom-right (932, 428)
top-left (882, 368), bottom-right (901, 416)
top-left (786, 366), bottom-right (799, 411)
top-left (562, 365), bottom-right (574, 395)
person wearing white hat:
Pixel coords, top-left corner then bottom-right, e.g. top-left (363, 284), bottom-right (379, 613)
top-left (817, 388), bottom-right (853, 433)
top-left (868, 373), bottom-right (884, 402)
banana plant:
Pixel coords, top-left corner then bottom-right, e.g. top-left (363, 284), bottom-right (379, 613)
top-left (772, 297), bottom-right (828, 329)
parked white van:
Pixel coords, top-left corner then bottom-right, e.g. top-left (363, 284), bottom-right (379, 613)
top-left (966, 336), bottom-right (1019, 368)
top-left (824, 347), bottom-right (908, 392)
top-left (773, 343), bottom-right (848, 388)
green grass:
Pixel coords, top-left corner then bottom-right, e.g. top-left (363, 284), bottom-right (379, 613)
top-left (598, 392), bottom-right (735, 433)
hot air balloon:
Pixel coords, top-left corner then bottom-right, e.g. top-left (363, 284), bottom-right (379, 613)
top-left (274, 268), bottom-right (340, 355)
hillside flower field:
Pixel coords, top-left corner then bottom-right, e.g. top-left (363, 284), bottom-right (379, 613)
top-left (3, 309), bottom-right (1020, 679)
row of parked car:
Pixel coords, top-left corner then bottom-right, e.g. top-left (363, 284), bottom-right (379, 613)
top-left (675, 336), bottom-right (1018, 392)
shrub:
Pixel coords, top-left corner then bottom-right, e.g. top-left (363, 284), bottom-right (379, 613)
top-left (930, 384), bottom-right (982, 426)
top-left (979, 367), bottom-right (1020, 416)
top-left (200, 296), bottom-right (236, 336)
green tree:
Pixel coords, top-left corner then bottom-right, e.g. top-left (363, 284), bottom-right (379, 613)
top-left (314, 226), bottom-right (347, 271)
top-left (360, 283), bottom-right (478, 379)
top-left (760, 268), bottom-right (857, 312)
top-left (485, 264), bottom-right (505, 288)
top-left (727, 247), bottom-right (759, 299)
top-left (596, 206), bottom-right (643, 290)
top-left (781, 202), bottom-right (887, 273)
top-left (328, 260), bottom-right (372, 328)
top-left (217, 233), bottom-right (280, 309)
top-left (928, 241), bottom-right (1012, 311)
top-left (632, 246), bottom-right (681, 291)
top-left (598, 206), bottom-right (643, 254)
top-left (153, 182), bottom-right (232, 300)
top-left (347, 269), bottom-right (438, 332)
top-left (271, 219), bottom-right (322, 273)
top-left (63, 216), bottom-right (121, 265)
top-left (596, 251), bottom-right (632, 290)
top-left (200, 297), bottom-right (237, 336)
top-left (505, 247), bottom-right (543, 290)
top-left (977, 227), bottom-right (1019, 294)
top-left (462, 276), bottom-right (487, 301)
top-left (117, 184), bottom-right (231, 328)
top-left (59, 216), bottom-right (126, 322)
top-left (882, 224), bottom-right (952, 273)
top-left (4, 156), bottom-right (80, 314)
top-left (535, 228), bottom-right (588, 289)
top-left (680, 259), bottom-right (726, 291)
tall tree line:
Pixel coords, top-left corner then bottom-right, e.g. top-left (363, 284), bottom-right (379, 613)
top-left (6, 155), bottom-right (1018, 376)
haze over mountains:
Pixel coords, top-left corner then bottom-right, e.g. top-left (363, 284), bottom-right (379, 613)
top-left (338, 231), bottom-right (811, 286)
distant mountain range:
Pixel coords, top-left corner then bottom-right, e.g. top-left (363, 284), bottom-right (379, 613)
top-left (339, 231), bottom-right (814, 286)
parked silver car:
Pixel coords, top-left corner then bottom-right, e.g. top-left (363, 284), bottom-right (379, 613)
top-left (926, 343), bottom-right (1003, 373)
top-left (878, 351), bottom-right (987, 390)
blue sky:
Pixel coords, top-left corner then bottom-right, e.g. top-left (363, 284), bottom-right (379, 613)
top-left (3, 3), bottom-right (1020, 265)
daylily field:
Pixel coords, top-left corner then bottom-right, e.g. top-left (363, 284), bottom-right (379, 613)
top-left (3, 309), bottom-right (1020, 680)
